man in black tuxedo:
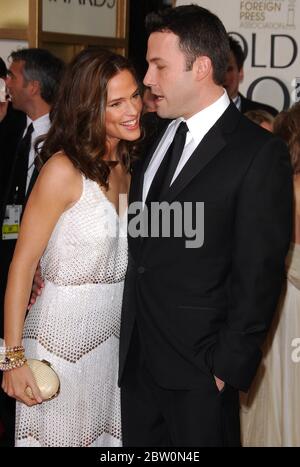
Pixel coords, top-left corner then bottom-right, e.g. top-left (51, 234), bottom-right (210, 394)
top-left (119, 5), bottom-right (292, 447)
top-left (224, 36), bottom-right (278, 117)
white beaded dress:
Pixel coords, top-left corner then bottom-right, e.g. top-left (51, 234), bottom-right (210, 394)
top-left (15, 176), bottom-right (127, 447)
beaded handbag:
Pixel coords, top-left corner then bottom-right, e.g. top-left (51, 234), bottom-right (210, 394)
top-left (25, 359), bottom-right (60, 401)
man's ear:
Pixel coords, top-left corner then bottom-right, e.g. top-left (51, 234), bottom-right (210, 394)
top-left (193, 56), bottom-right (212, 81)
top-left (29, 79), bottom-right (41, 97)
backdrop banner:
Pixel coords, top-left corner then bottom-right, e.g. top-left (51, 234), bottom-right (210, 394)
top-left (176, 0), bottom-right (299, 110)
top-left (42, 0), bottom-right (117, 38)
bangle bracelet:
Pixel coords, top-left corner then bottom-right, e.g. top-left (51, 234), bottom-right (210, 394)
top-left (0, 356), bottom-right (27, 371)
top-left (1, 345), bottom-right (25, 353)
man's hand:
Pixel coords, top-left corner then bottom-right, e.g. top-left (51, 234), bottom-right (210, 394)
top-left (28, 263), bottom-right (44, 310)
top-left (214, 375), bottom-right (225, 392)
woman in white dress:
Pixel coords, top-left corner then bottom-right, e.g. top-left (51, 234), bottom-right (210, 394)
top-left (240, 103), bottom-right (300, 447)
top-left (1, 48), bottom-right (142, 447)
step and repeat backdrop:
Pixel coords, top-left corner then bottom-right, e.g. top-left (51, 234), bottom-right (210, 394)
top-left (176, 0), bottom-right (300, 110)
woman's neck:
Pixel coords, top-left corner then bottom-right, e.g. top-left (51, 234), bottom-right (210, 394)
top-left (103, 149), bottom-right (118, 162)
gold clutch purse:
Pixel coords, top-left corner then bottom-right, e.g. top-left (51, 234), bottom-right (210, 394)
top-left (25, 359), bottom-right (60, 401)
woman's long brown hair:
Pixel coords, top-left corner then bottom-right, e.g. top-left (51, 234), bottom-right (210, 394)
top-left (38, 48), bottom-right (142, 189)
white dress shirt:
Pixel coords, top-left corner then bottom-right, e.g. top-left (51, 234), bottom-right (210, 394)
top-left (24, 113), bottom-right (50, 193)
top-left (142, 91), bottom-right (231, 204)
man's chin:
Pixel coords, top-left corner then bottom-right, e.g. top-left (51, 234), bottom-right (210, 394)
top-left (156, 107), bottom-right (173, 119)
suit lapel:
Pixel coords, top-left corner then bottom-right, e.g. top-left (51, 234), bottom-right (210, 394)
top-left (163, 124), bottom-right (226, 203)
top-left (131, 119), bottom-right (170, 205)
top-left (128, 103), bottom-right (241, 251)
top-left (163, 103), bottom-right (241, 203)
top-left (239, 93), bottom-right (246, 114)
top-left (128, 120), bottom-right (171, 253)
top-left (142, 120), bottom-right (171, 173)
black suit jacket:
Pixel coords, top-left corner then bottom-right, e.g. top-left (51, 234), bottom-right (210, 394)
top-left (0, 105), bottom-right (26, 207)
top-left (119, 103), bottom-right (292, 392)
top-left (0, 108), bottom-right (39, 225)
top-left (0, 107), bottom-right (33, 337)
top-left (239, 93), bottom-right (278, 117)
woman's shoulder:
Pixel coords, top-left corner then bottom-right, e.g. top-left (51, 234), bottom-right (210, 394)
top-left (35, 151), bottom-right (82, 206)
top-left (39, 151), bottom-right (81, 186)
top-left (42, 151), bottom-right (78, 175)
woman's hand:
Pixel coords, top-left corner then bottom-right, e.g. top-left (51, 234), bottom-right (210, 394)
top-left (2, 364), bottom-right (43, 406)
top-left (214, 375), bottom-right (225, 392)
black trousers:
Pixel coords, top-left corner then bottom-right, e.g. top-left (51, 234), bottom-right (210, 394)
top-left (121, 328), bottom-right (241, 447)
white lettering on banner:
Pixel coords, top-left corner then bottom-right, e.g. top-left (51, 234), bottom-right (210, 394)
top-left (176, 0), bottom-right (300, 110)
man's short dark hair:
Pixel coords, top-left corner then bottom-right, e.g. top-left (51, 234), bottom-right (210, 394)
top-left (9, 48), bottom-right (65, 104)
top-left (0, 57), bottom-right (7, 78)
top-left (145, 5), bottom-right (230, 85)
top-left (228, 36), bottom-right (245, 71)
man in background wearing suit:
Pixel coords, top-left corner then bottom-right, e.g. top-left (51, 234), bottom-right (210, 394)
top-left (0, 48), bottom-right (64, 447)
top-left (119, 5), bottom-right (292, 447)
top-left (224, 36), bottom-right (278, 117)
top-left (0, 58), bottom-right (26, 220)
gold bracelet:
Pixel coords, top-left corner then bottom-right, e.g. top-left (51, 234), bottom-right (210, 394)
top-left (4, 345), bottom-right (25, 353)
top-left (0, 356), bottom-right (27, 371)
top-left (5, 350), bottom-right (25, 359)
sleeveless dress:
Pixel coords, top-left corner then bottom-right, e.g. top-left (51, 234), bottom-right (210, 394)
top-left (240, 243), bottom-right (300, 447)
top-left (15, 176), bottom-right (127, 447)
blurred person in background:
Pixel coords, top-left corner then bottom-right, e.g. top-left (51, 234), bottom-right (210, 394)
top-left (244, 109), bottom-right (274, 132)
top-left (224, 36), bottom-right (278, 117)
top-left (241, 103), bottom-right (300, 447)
